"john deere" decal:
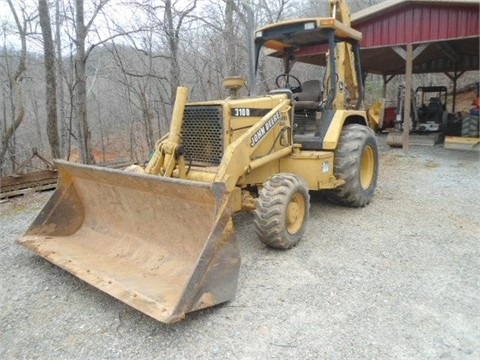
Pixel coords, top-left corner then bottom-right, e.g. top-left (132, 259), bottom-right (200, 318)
top-left (250, 111), bottom-right (281, 147)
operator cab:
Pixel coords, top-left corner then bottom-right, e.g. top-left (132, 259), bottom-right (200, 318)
top-left (254, 16), bottom-right (365, 149)
top-left (274, 72), bottom-right (324, 134)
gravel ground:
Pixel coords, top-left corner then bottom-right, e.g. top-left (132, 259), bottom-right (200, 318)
top-left (1, 135), bottom-right (479, 360)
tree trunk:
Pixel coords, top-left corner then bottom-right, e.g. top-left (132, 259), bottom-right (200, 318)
top-left (29, 90), bottom-right (44, 153)
top-left (224, 0), bottom-right (238, 77)
top-left (55, 0), bottom-right (66, 156)
top-left (139, 88), bottom-right (155, 149)
top-left (164, 0), bottom-right (180, 102)
top-left (39, 0), bottom-right (61, 159)
top-left (74, 0), bottom-right (93, 164)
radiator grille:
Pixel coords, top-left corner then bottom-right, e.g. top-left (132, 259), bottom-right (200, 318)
top-left (181, 106), bottom-right (224, 165)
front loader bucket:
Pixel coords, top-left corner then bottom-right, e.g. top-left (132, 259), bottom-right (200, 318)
top-left (17, 160), bottom-right (240, 323)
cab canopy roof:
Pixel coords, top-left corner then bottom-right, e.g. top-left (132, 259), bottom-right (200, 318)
top-left (254, 17), bottom-right (361, 63)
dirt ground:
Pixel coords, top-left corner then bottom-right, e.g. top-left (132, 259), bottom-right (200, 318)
top-left (1, 135), bottom-right (479, 360)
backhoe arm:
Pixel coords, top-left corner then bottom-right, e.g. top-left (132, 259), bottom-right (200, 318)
top-left (327, 0), bottom-right (362, 111)
top-left (329, 0), bottom-right (351, 26)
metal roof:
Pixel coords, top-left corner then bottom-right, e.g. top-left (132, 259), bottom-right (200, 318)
top-left (352, 0), bottom-right (480, 23)
top-left (354, 2), bottom-right (479, 47)
top-left (353, 0), bottom-right (480, 74)
top-left (291, 0), bottom-right (479, 75)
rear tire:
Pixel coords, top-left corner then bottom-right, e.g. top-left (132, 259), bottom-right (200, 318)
top-left (461, 116), bottom-right (479, 137)
top-left (254, 174), bottom-right (310, 250)
top-left (327, 124), bottom-right (379, 207)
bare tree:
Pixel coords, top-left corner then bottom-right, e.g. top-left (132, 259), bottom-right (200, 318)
top-left (73, 0), bottom-right (105, 164)
top-left (137, 0), bottom-right (197, 102)
top-left (38, 0), bottom-right (60, 159)
top-left (163, 0), bottom-right (197, 100)
top-left (187, 1), bottom-right (247, 96)
top-left (258, 0), bottom-right (292, 24)
top-left (0, 0), bottom-right (34, 171)
top-left (70, 0), bottom-right (148, 163)
top-left (108, 41), bottom-right (160, 150)
top-left (55, 0), bottom-right (67, 156)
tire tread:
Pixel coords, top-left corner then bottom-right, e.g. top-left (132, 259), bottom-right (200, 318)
top-left (254, 173), bottom-right (310, 249)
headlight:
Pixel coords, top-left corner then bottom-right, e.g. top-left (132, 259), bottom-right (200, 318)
top-left (255, 31), bottom-right (263, 38)
top-left (304, 22), bottom-right (315, 30)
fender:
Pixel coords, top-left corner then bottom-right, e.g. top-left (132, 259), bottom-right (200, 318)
top-left (321, 110), bottom-right (368, 149)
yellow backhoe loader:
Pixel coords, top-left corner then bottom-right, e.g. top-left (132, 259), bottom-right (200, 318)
top-left (18, 0), bottom-right (381, 323)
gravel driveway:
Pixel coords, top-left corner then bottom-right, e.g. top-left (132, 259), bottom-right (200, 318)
top-left (1, 135), bottom-right (479, 359)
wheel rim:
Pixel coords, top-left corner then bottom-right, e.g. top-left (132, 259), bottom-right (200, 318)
top-left (360, 146), bottom-right (375, 189)
top-left (360, 145), bottom-right (375, 189)
top-left (286, 193), bottom-right (305, 234)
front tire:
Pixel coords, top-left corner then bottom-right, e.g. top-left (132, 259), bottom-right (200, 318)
top-left (254, 174), bottom-right (310, 250)
top-left (327, 124), bottom-right (379, 207)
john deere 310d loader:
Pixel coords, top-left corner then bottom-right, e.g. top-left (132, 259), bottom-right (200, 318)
top-left (18, 0), bottom-right (381, 323)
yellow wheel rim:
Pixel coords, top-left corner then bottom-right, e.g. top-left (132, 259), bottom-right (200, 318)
top-left (360, 145), bottom-right (375, 189)
top-left (286, 193), bottom-right (305, 234)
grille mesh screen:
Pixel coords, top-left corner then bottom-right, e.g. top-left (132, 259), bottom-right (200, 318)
top-left (181, 106), bottom-right (224, 165)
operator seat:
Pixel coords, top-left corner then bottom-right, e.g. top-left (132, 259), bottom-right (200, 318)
top-left (294, 80), bottom-right (322, 111)
top-left (426, 97), bottom-right (442, 118)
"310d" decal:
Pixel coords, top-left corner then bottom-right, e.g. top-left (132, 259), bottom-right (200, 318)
top-left (231, 108), bottom-right (270, 117)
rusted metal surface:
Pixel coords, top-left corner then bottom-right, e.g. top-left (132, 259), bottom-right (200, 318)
top-left (17, 160), bottom-right (240, 323)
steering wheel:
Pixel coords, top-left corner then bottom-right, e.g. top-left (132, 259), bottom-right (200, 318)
top-left (275, 74), bottom-right (302, 93)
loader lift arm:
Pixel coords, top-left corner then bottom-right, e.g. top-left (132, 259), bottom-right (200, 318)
top-left (144, 87), bottom-right (189, 178)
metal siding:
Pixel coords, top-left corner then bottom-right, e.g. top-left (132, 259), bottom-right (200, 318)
top-left (450, 8), bottom-right (461, 37)
top-left (457, 10), bottom-right (467, 36)
top-left (390, 13), bottom-right (399, 44)
top-left (441, 8), bottom-right (452, 38)
top-left (356, 5), bottom-right (479, 47)
top-left (433, 8), bottom-right (442, 39)
top-left (466, 9), bottom-right (479, 36)
top-left (404, 10), bottom-right (411, 43)
top-left (421, 8), bottom-right (431, 40)
top-left (412, 8), bottom-right (422, 43)
top-left (352, 0), bottom-right (480, 24)
top-left (407, 8), bottom-right (415, 43)
top-left (398, 12), bottom-right (406, 43)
